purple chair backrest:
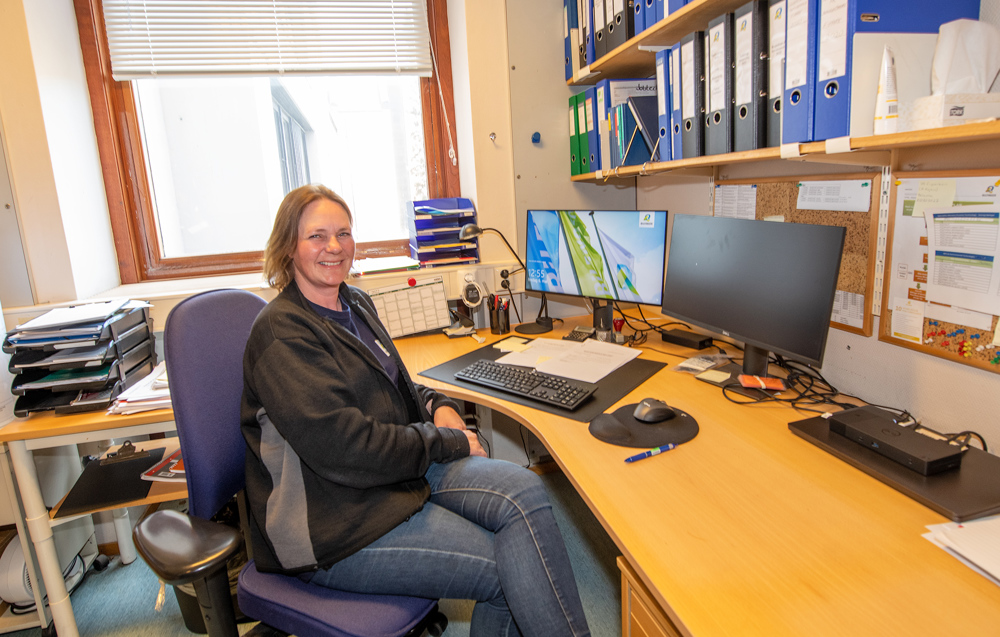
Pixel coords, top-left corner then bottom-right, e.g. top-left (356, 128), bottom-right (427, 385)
top-left (164, 289), bottom-right (266, 520)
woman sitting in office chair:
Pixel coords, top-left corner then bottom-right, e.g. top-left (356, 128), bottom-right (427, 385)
top-left (240, 184), bottom-right (591, 637)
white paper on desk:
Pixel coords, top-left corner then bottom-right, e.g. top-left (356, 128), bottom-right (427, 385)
top-left (495, 338), bottom-right (582, 368)
top-left (925, 204), bottom-right (1000, 316)
top-left (535, 339), bottom-right (640, 383)
top-left (925, 515), bottom-right (1000, 586)
top-left (923, 531), bottom-right (1000, 586)
top-left (113, 361), bottom-right (170, 408)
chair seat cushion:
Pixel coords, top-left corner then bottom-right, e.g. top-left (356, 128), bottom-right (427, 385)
top-left (237, 560), bottom-right (436, 637)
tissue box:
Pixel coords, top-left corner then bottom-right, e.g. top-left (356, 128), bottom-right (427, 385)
top-left (900, 93), bottom-right (1000, 131)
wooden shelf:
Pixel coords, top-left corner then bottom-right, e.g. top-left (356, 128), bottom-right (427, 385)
top-left (572, 120), bottom-right (1000, 182)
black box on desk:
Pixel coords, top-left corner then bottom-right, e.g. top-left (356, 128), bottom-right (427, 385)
top-left (660, 328), bottom-right (712, 350)
top-left (828, 406), bottom-right (964, 476)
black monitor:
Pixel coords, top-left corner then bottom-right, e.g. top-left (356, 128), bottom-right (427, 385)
top-left (660, 214), bottom-right (845, 389)
top-left (524, 209), bottom-right (669, 331)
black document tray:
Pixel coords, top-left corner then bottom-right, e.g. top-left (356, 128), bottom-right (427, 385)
top-left (790, 416), bottom-right (1000, 522)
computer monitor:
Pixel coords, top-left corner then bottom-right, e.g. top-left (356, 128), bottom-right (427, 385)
top-left (524, 209), bottom-right (669, 331)
top-left (660, 214), bottom-right (845, 388)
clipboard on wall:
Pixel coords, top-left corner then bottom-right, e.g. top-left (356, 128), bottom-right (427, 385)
top-left (715, 172), bottom-right (881, 337)
top-left (879, 169), bottom-right (1000, 375)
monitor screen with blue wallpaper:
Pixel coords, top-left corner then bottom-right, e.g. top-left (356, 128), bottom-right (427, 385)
top-left (524, 209), bottom-right (668, 305)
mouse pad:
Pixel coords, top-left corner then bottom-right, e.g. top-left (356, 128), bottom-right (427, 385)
top-left (419, 341), bottom-right (666, 422)
top-left (589, 404), bottom-right (699, 448)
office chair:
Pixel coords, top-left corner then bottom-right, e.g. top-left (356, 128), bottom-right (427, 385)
top-left (132, 289), bottom-right (446, 637)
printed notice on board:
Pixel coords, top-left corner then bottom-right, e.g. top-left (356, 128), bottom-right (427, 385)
top-left (891, 297), bottom-right (925, 343)
top-left (925, 204), bottom-right (1000, 317)
top-left (714, 185), bottom-right (757, 219)
top-left (830, 290), bottom-right (864, 329)
top-left (796, 179), bottom-right (872, 212)
top-left (889, 176), bottom-right (1000, 306)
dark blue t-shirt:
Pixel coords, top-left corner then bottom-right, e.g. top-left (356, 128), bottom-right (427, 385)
top-left (308, 300), bottom-right (399, 385)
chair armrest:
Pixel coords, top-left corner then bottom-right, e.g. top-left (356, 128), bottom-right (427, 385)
top-left (133, 509), bottom-right (242, 586)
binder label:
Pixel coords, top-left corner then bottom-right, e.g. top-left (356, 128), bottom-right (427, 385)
top-left (670, 48), bottom-right (680, 112)
top-left (819, 0), bottom-right (848, 81)
top-left (736, 10), bottom-right (753, 106)
top-left (682, 39), bottom-right (696, 118)
top-left (709, 22), bottom-right (727, 113)
top-left (656, 54), bottom-right (667, 116)
top-left (595, 0), bottom-right (606, 30)
top-left (785, 0), bottom-right (809, 89)
top-left (769, 1), bottom-right (786, 98)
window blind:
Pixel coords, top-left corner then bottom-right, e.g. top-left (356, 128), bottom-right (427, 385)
top-left (101, 0), bottom-right (432, 79)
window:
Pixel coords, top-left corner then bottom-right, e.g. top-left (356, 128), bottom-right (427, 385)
top-left (75, 0), bottom-right (459, 282)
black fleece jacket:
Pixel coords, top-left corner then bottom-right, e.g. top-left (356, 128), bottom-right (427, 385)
top-left (240, 280), bottom-right (469, 574)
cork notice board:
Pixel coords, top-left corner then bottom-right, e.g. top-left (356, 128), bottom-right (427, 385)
top-left (716, 173), bottom-right (880, 337)
top-left (879, 170), bottom-right (1000, 375)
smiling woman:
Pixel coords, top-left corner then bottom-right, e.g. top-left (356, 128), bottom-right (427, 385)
top-left (291, 194), bottom-right (356, 311)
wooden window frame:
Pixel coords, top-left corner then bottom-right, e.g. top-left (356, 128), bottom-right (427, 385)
top-left (74, 0), bottom-right (460, 283)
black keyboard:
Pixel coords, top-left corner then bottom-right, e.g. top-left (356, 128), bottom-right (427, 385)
top-left (454, 359), bottom-right (597, 410)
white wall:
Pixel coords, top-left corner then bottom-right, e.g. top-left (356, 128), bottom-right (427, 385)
top-left (5, 0), bottom-right (120, 304)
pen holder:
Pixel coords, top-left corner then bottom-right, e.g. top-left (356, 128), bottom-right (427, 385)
top-left (490, 305), bottom-right (510, 335)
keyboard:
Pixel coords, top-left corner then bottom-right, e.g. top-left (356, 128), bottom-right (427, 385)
top-left (454, 359), bottom-right (598, 410)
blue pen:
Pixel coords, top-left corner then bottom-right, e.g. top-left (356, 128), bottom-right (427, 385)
top-left (624, 444), bottom-right (677, 463)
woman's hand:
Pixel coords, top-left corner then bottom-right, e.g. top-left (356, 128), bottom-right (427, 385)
top-left (430, 404), bottom-right (467, 431)
top-left (463, 430), bottom-right (488, 457)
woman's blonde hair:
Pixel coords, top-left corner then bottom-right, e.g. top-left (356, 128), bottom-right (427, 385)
top-left (263, 184), bottom-right (354, 291)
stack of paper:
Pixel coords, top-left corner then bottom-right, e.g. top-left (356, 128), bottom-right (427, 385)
top-left (495, 337), bottom-right (640, 383)
top-left (924, 515), bottom-right (1000, 586)
top-left (107, 361), bottom-right (171, 415)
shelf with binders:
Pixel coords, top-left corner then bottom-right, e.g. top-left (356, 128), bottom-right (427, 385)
top-left (571, 120), bottom-right (1000, 182)
top-left (570, 0), bottom-right (749, 85)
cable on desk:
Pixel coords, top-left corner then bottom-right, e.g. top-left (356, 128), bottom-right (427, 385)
top-left (912, 424), bottom-right (988, 453)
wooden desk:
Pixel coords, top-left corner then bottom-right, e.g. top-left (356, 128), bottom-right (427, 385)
top-left (0, 408), bottom-right (177, 637)
top-left (396, 318), bottom-right (1000, 637)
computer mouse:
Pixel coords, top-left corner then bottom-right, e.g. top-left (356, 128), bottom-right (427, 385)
top-left (633, 398), bottom-right (676, 424)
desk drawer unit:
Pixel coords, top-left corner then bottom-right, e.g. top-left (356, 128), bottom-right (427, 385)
top-left (618, 556), bottom-right (683, 637)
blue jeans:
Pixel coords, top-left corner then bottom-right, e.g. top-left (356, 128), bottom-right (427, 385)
top-left (308, 456), bottom-right (591, 637)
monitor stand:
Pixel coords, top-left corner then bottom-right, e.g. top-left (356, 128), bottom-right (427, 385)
top-left (591, 299), bottom-right (613, 340)
top-left (515, 292), bottom-right (554, 334)
top-left (696, 345), bottom-right (778, 400)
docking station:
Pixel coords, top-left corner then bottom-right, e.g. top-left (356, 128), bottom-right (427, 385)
top-left (661, 329), bottom-right (712, 350)
top-left (828, 406), bottom-right (964, 476)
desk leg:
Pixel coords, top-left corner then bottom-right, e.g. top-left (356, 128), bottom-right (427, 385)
top-left (8, 441), bottom-right (79, 637)
top-left (111, 508), bottom-right (137, 564)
